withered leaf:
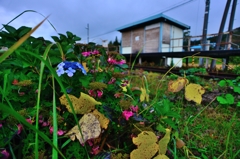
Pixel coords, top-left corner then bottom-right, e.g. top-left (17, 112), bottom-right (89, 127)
top-left (59, 92), bottom-right (101, 114)
top-left (65, 113), bottom-right (101, 144)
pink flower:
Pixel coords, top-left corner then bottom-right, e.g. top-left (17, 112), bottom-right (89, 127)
top-left (49, 126), bottom-right (65, 136)
top-left (57, 129), bottom-right (65, 136)
top-left (17, 124), bottom-right (23, 135)
top-left (49, 126), bottom-right (54, 134)
top-left (108, 77), bottom-right (116, 84)
top-left (88, 89), bottom-right (96, 97)
top-left (35, 89), bottom-right (38, 93)
top-left (92, 50), bottom-right (99, 55)
top-left (18, 92), bottom-right (25, 96)
top-left (1, 149), bottom-right (10, 159)
top-left (90, 145), bottom-right (100, 155)
top-left (107, 57), bottom-right (117, 64)
top-left (12, 79), bottom-right (18, 85)
top-left (130, 105), bottom-right (139, 113)
top-left (114, 93), bottom-right (122, 98)
top-left (122, 110), bottom-right (133, 120)
top-left (97, 90), bottom-right (103, 98)
top-left (87, 139), bottom-right (94, 146)
top-left (117, 59), bottom-right (126, 65)
top-left (82, 51), bottom-right (91, 57)
top-left (26, 118), bottom-right (32, 124)
top-left (121, 80), bottom-right (128, 87)
top-left (42, 121), bottom-right (49, 127)
top-left (0, 123), bottom-right (2, 128)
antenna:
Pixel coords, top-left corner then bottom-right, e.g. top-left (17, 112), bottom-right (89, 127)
top-left (86, 23), bottom-right (89, 43)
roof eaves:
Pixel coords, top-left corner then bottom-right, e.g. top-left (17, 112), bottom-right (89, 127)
top-left (116, 13), bottom-right (190, 31)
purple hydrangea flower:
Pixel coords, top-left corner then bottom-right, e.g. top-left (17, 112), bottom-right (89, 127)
top-left (56, 67), bottom-right (65, 76)
top-left (75, 62), bottom-right (87, 75)
top-left (56, 61), bottom-right (87, 77)
top-left (57, 62), bottom-right (65, 68)
top-left (65, 67), bottom-right (76, 77)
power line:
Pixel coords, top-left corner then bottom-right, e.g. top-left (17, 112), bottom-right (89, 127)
top-left (82, 0), bottom-right (198, 41)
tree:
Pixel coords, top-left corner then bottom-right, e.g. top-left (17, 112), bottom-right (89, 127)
top-left (113, 36), bottom-right (120, 46)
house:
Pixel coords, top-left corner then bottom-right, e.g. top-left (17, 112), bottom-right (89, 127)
top-left (116, 13), bottom-right (190, 67)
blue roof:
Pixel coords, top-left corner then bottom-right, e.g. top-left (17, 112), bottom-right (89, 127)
top-left (117, 13), bottom-right (190, 31)
top-left (191, 45), bottom-right (202, 49)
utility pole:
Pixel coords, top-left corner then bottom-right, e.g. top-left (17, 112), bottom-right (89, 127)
top-left (210, 0), bottom-right (232, 71)
top-left (199, 0), bottom-right (210, 67)
top-left (223, 0), bottom-right (238, 70)
top-left (86, 23), bottom-right (89, 43)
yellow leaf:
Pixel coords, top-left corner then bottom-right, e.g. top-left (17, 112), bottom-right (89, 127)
top-left (65, 113), bottom-right (101, 144)
top-left (82, 62), bottom-right (89, 72)
top-left (121, 84), bottom-right (130, 92)
top-left (92, 109), bottom-right (110, 129)
top-left (15, 80), bottom-right (32, 86)
top-left (130, 131), bottom-right (158, 159)
top-left (59, 92), bottom-right (102, 114)
top-left (140, 87), bottom-right (149, 102)
top-left (168, 77), bottom-right (188, 93)
top-left (154, 154), bottom-right (169, 159)
top-left (98, 67), bottom-right (103, 72)
top-left (158, 129), bottom-right (171, 155)
top-left (185, 83), bottom-right (205, 104)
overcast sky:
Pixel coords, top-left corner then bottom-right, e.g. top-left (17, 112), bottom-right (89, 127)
top-left (0, 0), bottom-right (239, 44)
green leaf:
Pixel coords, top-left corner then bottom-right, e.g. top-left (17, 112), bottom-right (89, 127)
top-left (66, 31), bottom-right (73, 39)
top-left (163, 118), bottom-right (177, 129)
top-left (201, 153), bottom-right (208, 159)
top-left (218, 80), bottom-right (227, 87)
top-left (73, 36), bottom-right (81, 41)
top-left (164, 111), bottom-right (181, 118)
top-left (3, 25), bottom-right (16, 34)
top-left (17, 26), bottom-right (32, 37)
top-left (237, 102), bottom-right (240, 107)
top-left (116, 63), bottom-right (129, 69)
top-left (217, 96), bottom-right (228, 105)
top-left (79, 75), bottom-right (92, 87)
top-left (61, 139), bottom-right (72, 149)
top-left (225, 93), bottom-right (234, 104)
top-left (226, 80), bottom-right (234, 87)
top-left (51, 36), bottom-right (60, 42)
top-left (59, 33), bottom-right (67, 41)
top-left (156, 124), bottom-right (166, 133)
top-left (233, 86), bottom-right (240, 94)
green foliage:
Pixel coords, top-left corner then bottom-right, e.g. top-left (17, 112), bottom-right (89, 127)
top-left (217, 78), bottom-right (240, 106)
top-left (217, 93), bottom-right (234, 105)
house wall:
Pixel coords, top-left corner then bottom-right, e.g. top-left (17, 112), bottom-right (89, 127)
top-left (120, 22), bottom-right (184, 54)
top-left (167, 25), bottom-right (184, 67)
top-left (171, 26), bottom-right (183, 52)
top-left (144, 23), bottom-right (160, 53)
top-left (131, 27), bottom-right (144, 53)
top-left (121, 31), bottom-right (131, 54)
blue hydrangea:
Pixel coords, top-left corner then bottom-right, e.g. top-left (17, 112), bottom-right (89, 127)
top-left (65, 67), bottom-right (76, 77)
top-left (56, 61), bottom-right (87, 77)
top-left (56, 67), bottom-right (65, 76)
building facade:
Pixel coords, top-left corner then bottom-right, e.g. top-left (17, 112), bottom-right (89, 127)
top-left (117, 13), bottom-right (190, 66)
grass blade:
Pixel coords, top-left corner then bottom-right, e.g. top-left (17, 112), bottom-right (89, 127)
top-left (0, 10), bottom-right (57, 32)
top-left (0, 16), bottom-right (49, 63)
top-left (52, 64), bottom-right (58, 159)
top-left (34, 43), bottom-right (54, 159)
